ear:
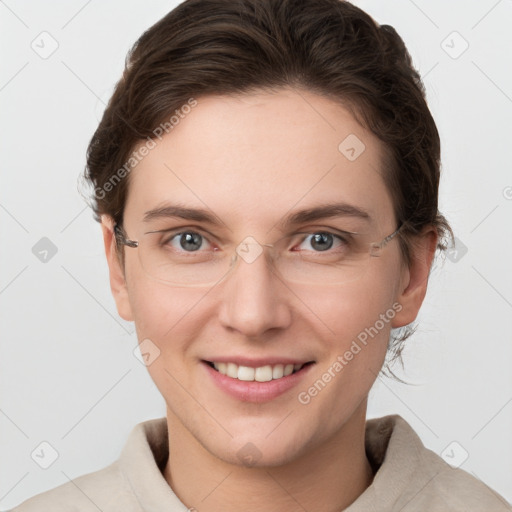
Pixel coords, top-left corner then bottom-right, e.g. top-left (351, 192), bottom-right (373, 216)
top-left (101, 215), bottom-right (134, 322)
top-left (391, 226), bottom-right (438, 328)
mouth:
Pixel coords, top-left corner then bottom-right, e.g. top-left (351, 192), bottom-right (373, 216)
top-left (203, 360), bottom-right (314, 382)
top-left (202, 358), bottom-right (316, 402)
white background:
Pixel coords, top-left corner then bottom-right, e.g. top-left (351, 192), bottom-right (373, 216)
top-left (1, 0), bottom-right (511, 509)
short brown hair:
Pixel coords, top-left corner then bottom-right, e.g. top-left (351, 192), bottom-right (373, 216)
top-left (82, 0), bottom-right (454, 369)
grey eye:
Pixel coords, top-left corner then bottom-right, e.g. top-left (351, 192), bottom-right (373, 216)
top-left (173, 232), bottom-right (204, 251)
top-left (308, 233), bottom-right (334, 251)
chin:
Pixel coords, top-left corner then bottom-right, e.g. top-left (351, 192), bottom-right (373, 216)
top-left (216, 437), bottom-right (312, 469)
top-left (201, 416), bottom-right (320, 468)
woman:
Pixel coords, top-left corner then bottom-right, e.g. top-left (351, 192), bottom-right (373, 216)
top-left (12, 0), bottom-right (511, 510)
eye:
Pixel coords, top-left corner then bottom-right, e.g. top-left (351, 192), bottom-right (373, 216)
top-left (164, 231), bottom-right (212, 252)
top-left (297, 232), bottom-right (348, 252)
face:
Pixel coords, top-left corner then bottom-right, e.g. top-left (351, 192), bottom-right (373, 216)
top-left (103, 87), bottom-right (433, 467)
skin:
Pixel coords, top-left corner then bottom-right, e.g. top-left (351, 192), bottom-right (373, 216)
top-left (101, 87), bottom-right (437, 512)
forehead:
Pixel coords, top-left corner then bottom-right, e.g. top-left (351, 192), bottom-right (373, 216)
top-left (124, 88), bottom-right (394, 232)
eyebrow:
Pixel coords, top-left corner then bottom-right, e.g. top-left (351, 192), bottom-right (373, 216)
top-left (277, 202), bottom-right (371, 228)
top-left (143, 202), bottom-right (371, 228)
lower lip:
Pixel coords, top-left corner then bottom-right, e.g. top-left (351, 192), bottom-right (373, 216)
top-left (202, 361), bottom-right (314, 403)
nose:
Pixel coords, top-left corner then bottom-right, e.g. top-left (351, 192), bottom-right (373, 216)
top-left (217, 245), bottom-right (292, 339)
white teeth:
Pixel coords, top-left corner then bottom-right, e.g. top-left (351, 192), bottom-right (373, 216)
top-left (238, 366), bottom-right (255, 381)
top-left (284, 364), bottom-right (294, 376)
top-left (226, 362), bottom-right (238, 379)
top-left (211, 361), bottom-right (306, 381)
top-left (272, 364), bottom-right (284, 379)
top-left (255, 365), bottom-right (273, 382)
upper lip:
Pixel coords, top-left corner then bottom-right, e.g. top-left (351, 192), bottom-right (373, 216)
top-left (202, 357), bottom-right (315, 367)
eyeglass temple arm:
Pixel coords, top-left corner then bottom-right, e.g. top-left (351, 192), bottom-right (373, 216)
top-left (113, 224), bottom-right (139, 248)
top-left (379, 221), bottom-right (403, 248)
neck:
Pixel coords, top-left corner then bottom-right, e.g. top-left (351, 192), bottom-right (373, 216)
top-left (163, 402), bottom-right (374, 512)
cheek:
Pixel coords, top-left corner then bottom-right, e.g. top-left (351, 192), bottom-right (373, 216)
top-left (292, 285), bottom-right (396, 439)
top-left (308, 267), bottom-right (401, 388)
top-left (126, 271), bottom-right (206, 351)
top-left (127, 278), bottom-right (208, 406)
top-left (313, 276), bottom-right (398, 345)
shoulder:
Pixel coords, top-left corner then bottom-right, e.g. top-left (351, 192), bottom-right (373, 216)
top-left (9, 417), bottom-right (170, 512)
top-left (8, 461), bottom-right (140, 512)
top-left (411, 440), bottom-right (511, 511)
top-left (356, 415), bottom-right (512, 512)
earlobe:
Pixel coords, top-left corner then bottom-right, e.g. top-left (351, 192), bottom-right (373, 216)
top-left (391, 227), bottom-right (438, 328)
top-left (100, 215), bottom-right (134, 322)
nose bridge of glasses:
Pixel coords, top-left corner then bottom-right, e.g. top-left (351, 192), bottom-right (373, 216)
top-left (216, 236), bottom-right (281, 287)
top-left (233, 236), bottom-right (276, 267)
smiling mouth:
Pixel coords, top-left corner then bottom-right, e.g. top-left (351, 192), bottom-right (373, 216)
top-left (204, 361), bottom-right (314, 382)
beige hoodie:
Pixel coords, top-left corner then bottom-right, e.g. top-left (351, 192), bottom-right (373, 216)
top-left (9, 415), bottom-right (511, 512)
